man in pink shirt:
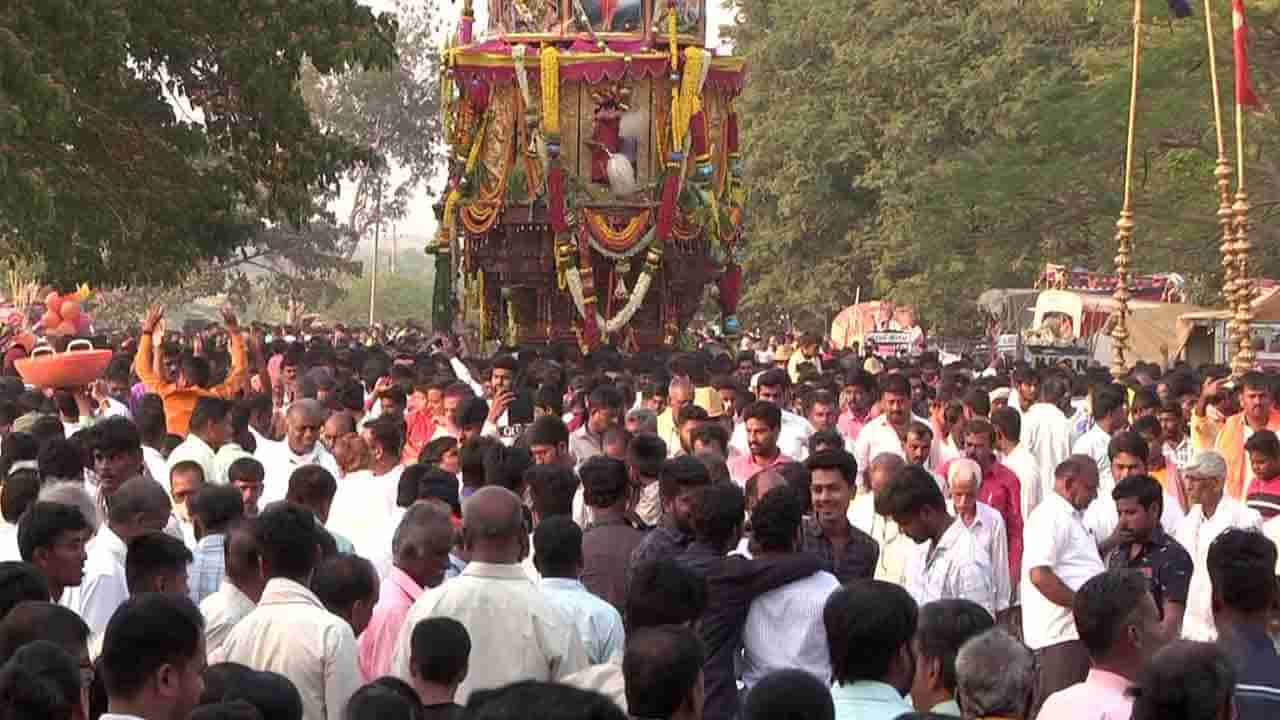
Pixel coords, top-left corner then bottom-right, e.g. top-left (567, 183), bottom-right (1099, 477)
top-left (358, 501), bottom-right (456, 680)
top-left (728, 402), bottom-right (792, 487)
top-left (837, 370), bottom-right (878, 445)
top-left (1037, 568), bottom-right (1165, 720)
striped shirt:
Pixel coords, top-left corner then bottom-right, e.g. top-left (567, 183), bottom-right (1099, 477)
top-left (741, 569), bottom-right (840, 690)
top-left (959, 502), bottom-right (1012, 612)
top-left (188, 533), bottom-right (227, 605)
top-left (904, 517), bottom-right (998, 617)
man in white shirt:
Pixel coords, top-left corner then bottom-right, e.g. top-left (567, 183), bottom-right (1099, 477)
top-left (993, 406), bottom-right (1042, 521)
top-left (1021, 374), bottom-right (1074, 510)
top-left (730, 369), bottom-right (813, 461)
top-left (98, 593), bottom-right (208, 720)
top-left (1072, 384), bottom-right (1128, 498)
top-left (64, 477), bottom-right (173, 639)
top-left (167, 397), bottom-right (232, 489)
top-left (853, 374), bottom-right (932, 487)
top-left (848, 452), bottom-right (913, 585)
top-left (220, 503), bottom-right (362, 720)
top-left (199, 519), bottom-right (265, 658)
top-left (948, 460), bottom-right (1012, 618)
top-left (878, 465), bottom-right (997, 617)
top-left (256, 399), bottom-right (340, 508)
top-left (135, 402), bottom-right (171, 494)
top-left (328, 417), bottom-right (404, 560)
top-left (1083, 432), bottom-right (1185, 549)
top-left (17, 500), bottom-right (92, 601)
top-left (0, 469), bottom-right (39, 562)
top-left (741, 484), bottom-right (840, 690)
top-left (1174, 450), bottom-right (1264, 641)
top-left (389, 487), bottom-right (589, 701)
top-left (1022, 455), bottom-right (1106, 708)
top-left (533, 516), bottom-right (625, 665)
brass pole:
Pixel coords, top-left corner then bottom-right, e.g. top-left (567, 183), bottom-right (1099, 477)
top-left (1110, 0), bottom-right (1143, 381)
top-left (1206, 0), bottom-right (1238, 345)
top-left (1233, 100), bottom-right (1254, 376)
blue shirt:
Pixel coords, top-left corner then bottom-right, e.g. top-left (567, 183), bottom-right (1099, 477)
top-left (538, 577), bottom-right (625, 664)
top-left (830, 680), bottom-right (913, 720)
top-left (188, 533), bottom-right (226, 605)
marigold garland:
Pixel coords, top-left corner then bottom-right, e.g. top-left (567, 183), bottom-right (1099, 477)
top-left (673, 48), bottom-right (705, 153)
top-left (442, 188), bottom-right (461, 230)
top-left (460, 203), bottom-right (499, 234)
top-left (540, 46), bottom-right (560, 137)
top-left (464, 113), bottom-right (488, 175)
top-left (584, 209), bottom-right (651, 253)
top-left (667, 2), bottom-right (679, 151)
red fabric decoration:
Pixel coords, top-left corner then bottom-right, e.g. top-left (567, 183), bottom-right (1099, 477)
top-left (718, 263), bottom-right (742, 315)
top-left (468, 77), bottom-right (491, 113)
top-left (548, 163), bottom-right (569, 233)
top-left (725, 111), bottom-right (739, 155)
top-left (655, 172), bottom-right (680, 243)
top-left (689, 111), bottom-right (708, 158)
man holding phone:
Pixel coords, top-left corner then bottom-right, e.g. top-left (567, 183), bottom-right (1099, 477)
top-left (482, 355), bottom-right (535, 446)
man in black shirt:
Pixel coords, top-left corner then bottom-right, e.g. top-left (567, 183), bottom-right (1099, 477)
top-left (677, 483), bottom-right (821, 720)
top-left (803, 450), bottom-right (879, 582)
top-left (629, 456), bottom-right (709, 580)
top-left (1105, 474), bottom-right (1193, 640)
top-left (409, 617), bottom-right (470, 720)
top-left (1209, 528), bottom-right (1280, 720)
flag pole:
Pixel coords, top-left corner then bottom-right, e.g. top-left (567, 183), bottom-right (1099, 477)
top-left (1110, 0), bottom-right (1142, 381)
top-left (1206, 0), bottom-right (1238, 346)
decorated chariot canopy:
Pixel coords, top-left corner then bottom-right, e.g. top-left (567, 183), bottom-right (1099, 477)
top-left (428, 0), bottom-right (747, 352)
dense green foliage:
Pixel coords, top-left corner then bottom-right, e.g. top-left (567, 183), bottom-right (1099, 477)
top-left (0, 0), bottom-right (397, 287)
top-left (727, 0), bottom-right (1280, 335)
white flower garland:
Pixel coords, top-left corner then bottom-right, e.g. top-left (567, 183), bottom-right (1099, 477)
top-left (564, 266), bottom-right (653, 334)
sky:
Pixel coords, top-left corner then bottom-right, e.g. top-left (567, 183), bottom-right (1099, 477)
top-left (344, 0), bottom-right (736, 247)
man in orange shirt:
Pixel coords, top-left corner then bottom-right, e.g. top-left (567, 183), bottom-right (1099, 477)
top-left (134, 304), bottom-right (248, 436)
top-left (1215, 372), bottom-right (1280, 500)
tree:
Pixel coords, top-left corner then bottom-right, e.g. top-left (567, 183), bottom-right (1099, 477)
top-left (301, 0), bottom-right (443, 249)
top-left (726, 0), bottom-right (1280, 335)
top-left (0, 0), bottom-right (397, 288)
top-left (327, 251), bottom-right (436, 325)
top-left (92, 216), bottom-right (360, 328)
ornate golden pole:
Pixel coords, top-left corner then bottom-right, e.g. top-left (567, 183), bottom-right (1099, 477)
top-left (1110, 0), bottom-right (1144, 381)
top-left (1232, 98), bottom-right (1254, 376)
top-left (1205, 0), bottom-right (1239, 353)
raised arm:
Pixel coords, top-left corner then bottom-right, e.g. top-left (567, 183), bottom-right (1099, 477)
top-left (134, 305), bottom-right (168, 392)
top-left (212, 308), bottom-right (248, 398)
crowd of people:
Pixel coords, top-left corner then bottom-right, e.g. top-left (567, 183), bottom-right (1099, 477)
top-left (0, 312), bottom-right (1277, 720)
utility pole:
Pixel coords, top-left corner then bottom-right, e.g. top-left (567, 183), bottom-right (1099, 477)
top-left (369, 176), bottom-right (382, 326)
top-left (392, 223), bottom-right (398, 273)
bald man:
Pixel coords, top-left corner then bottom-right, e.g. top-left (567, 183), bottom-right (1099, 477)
top-left (64, 477), bottom-right (173, 638)
top-left (388, 487), bottom-right (588, 701)
top-left (256, 399), bottom-right (340, 507)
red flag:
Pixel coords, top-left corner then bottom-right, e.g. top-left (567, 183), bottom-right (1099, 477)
top-left (1234, 0), bottom-right (1261, 107)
